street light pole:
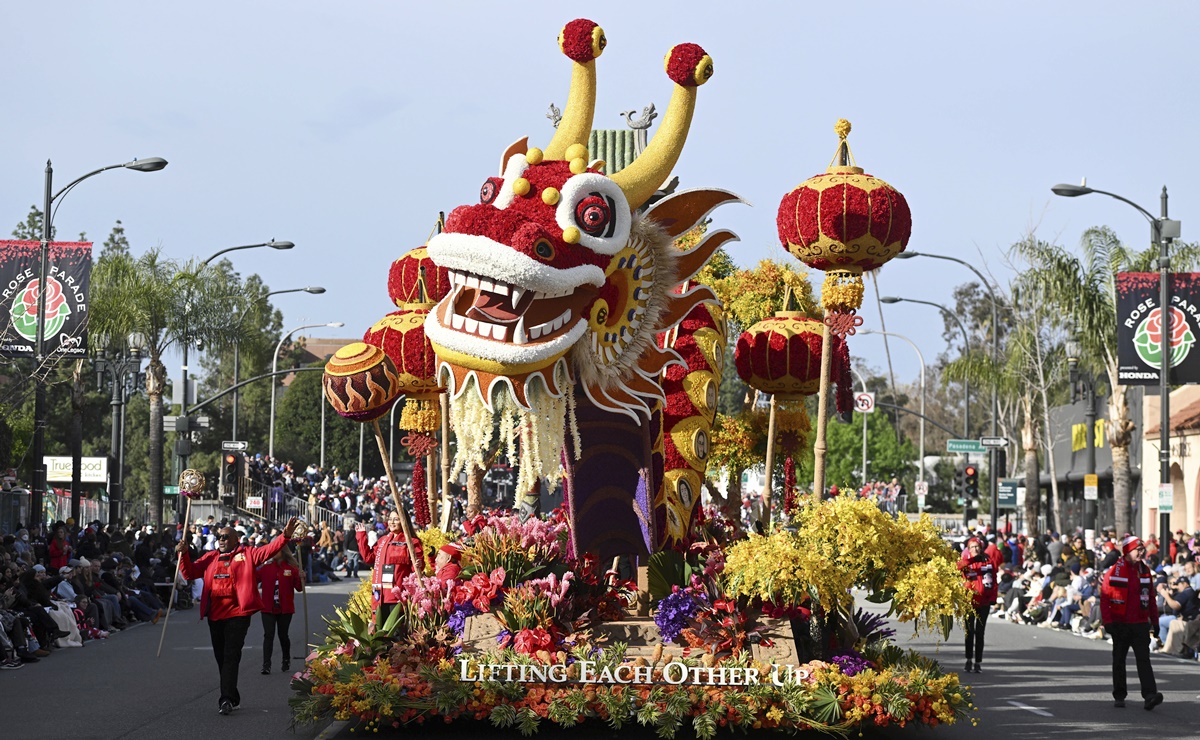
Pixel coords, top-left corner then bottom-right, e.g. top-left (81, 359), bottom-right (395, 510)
top-left (269, 322), bottom-right (343, 459)
top-left (882, 296), bottom-right (971, 438)
top-left (895, 251), bottom-right (1001, 528)
top-left (30, 156), bottom-right (166, 527)
top-left (231, 286), bottom-right (325, 441)
top-left (851, 366), bottom-right (868, 483)
top-left (178, 241), bottom-right (297, 472)
top-left (1052, 181), bottom-right (1181, 539)
top-left (861, 329), bottom-right (925, 483)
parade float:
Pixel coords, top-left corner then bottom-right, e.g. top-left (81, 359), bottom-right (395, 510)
top-left (292, 18), bottom-right (977, 737)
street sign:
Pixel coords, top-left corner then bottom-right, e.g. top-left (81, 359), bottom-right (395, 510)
top-left (980, 436), bottom-right (1008, 448)
top-left (914, 481), bottom-right (929, 496)
top-left (222, 440), bottom-right (249, 451)
top-left (854, 392), bottom-right (876, 413)
top-left (917, 493), bottom-right (926, 510)
top-left (947, 439), bottom-right (985, 454)
top-left (997, 478), bottom-right (1020, 509)
top-left (1084, 473), bottom-right (1098, 501)
top-left (246, 496), bottom-right (264, 510)
top-left (1159, 484), bottom-right (1174, 513)
top-left (163, 485), bottom-right (180, 496)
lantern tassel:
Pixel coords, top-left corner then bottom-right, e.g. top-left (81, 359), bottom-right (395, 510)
top-left (783, 455), bottom-right (797, 516)
top-left (412, 457), bottom-right (430, 529)
top-left (400, 395), bottom-right (441, 434)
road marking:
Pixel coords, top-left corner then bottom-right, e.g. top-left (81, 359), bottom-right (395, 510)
top-left (1007, 700), bottom-right (1053, 717)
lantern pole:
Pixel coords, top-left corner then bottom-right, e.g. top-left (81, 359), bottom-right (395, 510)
top-left (811, 325), bottom-right (835, 499)
top-left (762, 395), bottom-right (778, 526)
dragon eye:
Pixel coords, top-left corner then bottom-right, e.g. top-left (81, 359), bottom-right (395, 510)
top-left (534, 240), bottom-right (555, 261)
top-left (575, 193), bottom-right (612, 237)
top-left (480, 178), bottom-right (501, 205)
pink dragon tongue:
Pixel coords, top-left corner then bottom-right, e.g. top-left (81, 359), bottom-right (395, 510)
top-left (472, 291), bottom-right (520, 322)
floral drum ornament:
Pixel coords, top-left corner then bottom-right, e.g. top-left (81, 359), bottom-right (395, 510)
top-left (322, 342), bottom-right (402, 422)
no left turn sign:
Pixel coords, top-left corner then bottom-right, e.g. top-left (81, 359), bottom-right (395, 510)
top-left (854, 391), bottom-right (875, 413)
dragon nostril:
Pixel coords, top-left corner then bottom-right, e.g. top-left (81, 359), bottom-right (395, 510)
top-left (534, 240), bottom-right (555, 261)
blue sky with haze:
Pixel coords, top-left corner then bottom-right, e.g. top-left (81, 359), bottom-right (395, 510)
top-left (3, 1), bottom-right (1197, 388)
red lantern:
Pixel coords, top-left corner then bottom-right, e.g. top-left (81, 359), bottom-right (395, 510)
top-left (775, 120), bottom-right (910, 316)
top-left (734, 312), bottom-right (852, 453)
top-left (388, 246), bottom-right (451, 308)
top-left (363, 310), bottom-right (443, 433)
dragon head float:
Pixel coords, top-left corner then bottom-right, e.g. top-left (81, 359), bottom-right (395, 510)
top-left (425, 19), bottom-right (740, 495)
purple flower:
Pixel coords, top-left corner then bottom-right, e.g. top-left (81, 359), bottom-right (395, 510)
top-left (448, 602), bottom-right (478, 637)
top-left (654, 588), bottom-right (708, 644)
top-left (830, 651), bottom-right (874, 677)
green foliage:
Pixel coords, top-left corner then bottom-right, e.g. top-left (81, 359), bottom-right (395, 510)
top-left (99, 220), bottom-right (130, 259)
top-left (273, 362), bottom-right (386, 477)
top-left (11, 205), bottom-right (51, 240)
top-left (646, 550), bottom-right (693, 603)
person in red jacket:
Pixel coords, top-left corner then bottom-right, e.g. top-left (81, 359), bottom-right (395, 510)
top-left (1100, 535), bottom-right (1163, 710)
top-left (434, 543), bottom-right (464, 582)
top-left (356, 511), bottom-right (423, 625)
top-left (957, 536), bottom-right (1001, 673)
top-left (177, 517), bottom-right (300, 716)
top-left (256, 546), bottom-right (304, 675)
top-left (48, 525), bottom-right (73, 569)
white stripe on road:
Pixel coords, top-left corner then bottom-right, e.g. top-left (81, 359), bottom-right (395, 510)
top-left (1007, 700), bottom-right (1053, 717)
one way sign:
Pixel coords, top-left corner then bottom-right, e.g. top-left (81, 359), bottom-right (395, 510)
top-left (221, 440), bottom-right (249, 451)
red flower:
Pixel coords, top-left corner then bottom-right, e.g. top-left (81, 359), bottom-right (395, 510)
top-left (1145, 306), bottom-right (1189, 346)
top-left (512, 627), bottom-right (553, 655)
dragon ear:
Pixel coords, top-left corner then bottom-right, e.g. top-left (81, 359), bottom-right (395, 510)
top-left (499, 136), bottom-right (529, 176)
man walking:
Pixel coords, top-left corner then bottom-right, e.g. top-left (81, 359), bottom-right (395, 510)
top-left (1100, 535), bottom-right (1163, 710)
top-left (178, 517), bottom-right (300, 715)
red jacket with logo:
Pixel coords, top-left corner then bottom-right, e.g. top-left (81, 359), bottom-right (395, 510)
top-left (958, 545), bottom-right (1003, 608)
top-left (356, 530), bottom-right (423, 606)
top-left (1100, 557), bottom-right (1158, 625)
top-left (256, 560), bottom-right (304, 615)
top-left (181, 535), bottom-right (287, 620)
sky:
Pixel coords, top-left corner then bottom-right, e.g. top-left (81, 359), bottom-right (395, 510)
top-left (3, 1), bottom-right (1197, 394)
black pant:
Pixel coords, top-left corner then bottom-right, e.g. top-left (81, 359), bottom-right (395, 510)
top-left (207, 615), bottom-right (252, 706)
top-left (261, 612), bottom-right (293, 667)
top-left (1109, 621), bottom-right (1157, 701)
top-left (965, 604), bottom-right (990, 662)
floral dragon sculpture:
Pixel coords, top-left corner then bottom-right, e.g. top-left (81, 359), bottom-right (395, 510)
top-left (424, 19), bottom-right (741, 560)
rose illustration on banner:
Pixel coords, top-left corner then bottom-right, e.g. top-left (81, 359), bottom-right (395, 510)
top-left (10, 276), bottom-right (72, 343)
top-left (1133, 305), bottom-right (1194, 368)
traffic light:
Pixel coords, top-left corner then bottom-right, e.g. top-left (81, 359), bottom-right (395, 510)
top-left (954, 464), bottom-right (965, 496)
top-left (221, 452), bottom-right (243, 489)
top-left (964, 464), bottom-right (979, 499)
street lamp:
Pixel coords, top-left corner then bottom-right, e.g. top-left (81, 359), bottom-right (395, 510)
top-left (94, 334), bottom-right (147, 524)
top-left (860, 329), bottom-right (925, 484)
top-left (1052, 180), bottom-right (1182, 540)
top-left (177, 241), bottom-right (297, 471)
top-left (1065, 335), bottom-right (1098, 539)
top-left (30, 156), bottom-right (167, 527)
top-left (881, 295), bottom-right (971, 438)
top-left (232, 286), bottom-right (325, 441)
top-left (269, 322), bottom-right (344, 459)
top-left (894, 250), bottom-right (1004, 529)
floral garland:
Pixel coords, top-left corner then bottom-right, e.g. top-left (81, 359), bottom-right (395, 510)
top-left (450, 365), bottom-right (580, 496)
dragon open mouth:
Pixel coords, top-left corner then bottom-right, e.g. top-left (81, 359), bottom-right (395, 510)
top-left (440, 269), bottom-right (595, 346)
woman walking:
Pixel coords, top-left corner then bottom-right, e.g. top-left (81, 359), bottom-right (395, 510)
top-left (256, 546), bottom-right (305, 675)
top-left (958, 536), bottom-right (1001, 673)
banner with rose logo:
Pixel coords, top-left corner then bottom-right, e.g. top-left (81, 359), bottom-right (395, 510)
top-left (1116, 272), bottom-right (1200, 385)
top-left (0, 240), bottom-right (92, 358)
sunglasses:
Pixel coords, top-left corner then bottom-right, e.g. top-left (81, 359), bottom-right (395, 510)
top-left (217, 534), bottom-right (234, 541)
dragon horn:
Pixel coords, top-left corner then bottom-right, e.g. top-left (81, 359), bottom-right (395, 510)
top-left (544, 19), bottom-right (606, 160)
top-left (610, 43), bottom-right (713, 211)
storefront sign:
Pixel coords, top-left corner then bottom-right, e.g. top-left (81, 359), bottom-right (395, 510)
top-left (44, 456), bottom-right (107, 483)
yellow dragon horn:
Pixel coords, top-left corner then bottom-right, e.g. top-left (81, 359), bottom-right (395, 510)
top-left (610, 43), bottom-right (713, 211)
top-left (544, 19), bottom-right (606, 160)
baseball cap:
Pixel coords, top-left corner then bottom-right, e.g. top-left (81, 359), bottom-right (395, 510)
top-left (58, 566), bottom-right (73, 576)
top-left (32, 564), bottom-right (45, 573)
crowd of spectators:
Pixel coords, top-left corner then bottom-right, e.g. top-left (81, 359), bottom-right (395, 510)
top-left (0, 518), bottom-right (174, 669)
top-left (955, 526), bottom-right (1200, 658)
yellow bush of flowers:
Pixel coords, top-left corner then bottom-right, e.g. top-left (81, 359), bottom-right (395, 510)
top-left (723, 494), bottom-right (973, 635)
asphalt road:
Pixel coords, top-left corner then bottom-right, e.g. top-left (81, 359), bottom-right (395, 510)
top-left (1, 576), bottom-right (358, 740)
top-left (9, 579), bottom-right (1200, 739)
top-left (874, 609), bottom-right (1200, 739)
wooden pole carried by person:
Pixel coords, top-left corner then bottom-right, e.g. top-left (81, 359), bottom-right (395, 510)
top-left (157, 469), bottom-right (205, 658)
top-left (370, 418), bottom-right (421, 569)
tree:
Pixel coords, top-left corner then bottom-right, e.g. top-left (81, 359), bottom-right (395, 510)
top-left (11, 205), bottom-right (52, 241)
top-left (1013, 227), bottom-right (1200, 537)
top-left (90, 249), bottom-right (245, 526)
top-left (99, 220), bottom-right (131, 260)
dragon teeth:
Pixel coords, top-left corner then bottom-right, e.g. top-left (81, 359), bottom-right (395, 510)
top-left (514, 316), bottom-right (527, 345)
top-left (510, 287), bottom-right (524, 306)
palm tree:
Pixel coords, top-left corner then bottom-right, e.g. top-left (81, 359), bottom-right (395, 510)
top-left (1014, 228), bottom-right (1200, 536)
top-left (90, 249), bottom-right (243, 526)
